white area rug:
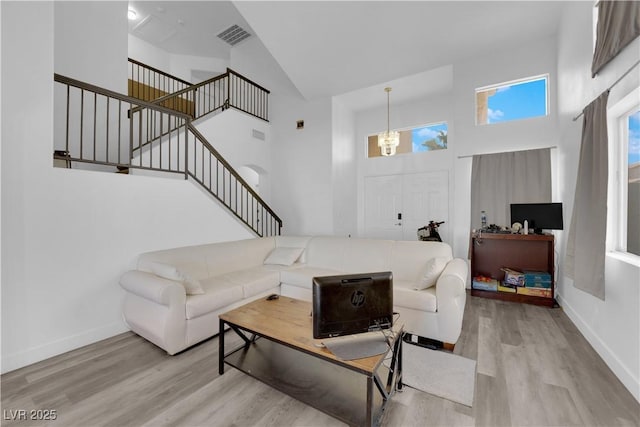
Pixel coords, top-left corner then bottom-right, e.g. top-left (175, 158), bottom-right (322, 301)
top-left (402, 343), bottom-right (477, 407)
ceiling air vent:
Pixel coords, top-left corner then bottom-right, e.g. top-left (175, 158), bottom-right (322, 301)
top-left (217, 24), bottom-right (251, 46)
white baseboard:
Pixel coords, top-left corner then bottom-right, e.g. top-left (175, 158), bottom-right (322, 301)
top-left (557, 294), bottom-right (640, 403)
top-left (0, 321), bottom-right (129, 374)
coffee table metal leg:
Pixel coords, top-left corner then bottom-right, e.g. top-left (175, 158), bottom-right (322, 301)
top-left (366, 375), bottom-right (373, 427)
top-left (397, 337), bottom-right (403, 390)
top-left (219, 318), bottom-right (225, 375)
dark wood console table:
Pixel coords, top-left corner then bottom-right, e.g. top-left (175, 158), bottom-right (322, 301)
top-left (470, 232), bottom-right (557, 307)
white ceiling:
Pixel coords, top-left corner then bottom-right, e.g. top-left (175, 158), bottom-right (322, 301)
top-left (127, 1), bottom-right (250, 59)
top-left (127, 1), bottom-right (567, 109)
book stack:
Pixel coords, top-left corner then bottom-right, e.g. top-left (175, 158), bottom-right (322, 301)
top-left (517, 270), bottom-right (553, 298)
top-left (524, 271), bottom-right (552, 288)
top-left (472, 275), bottom-right (498, 292)
top-left (497, 283), bottom-right (517, 293)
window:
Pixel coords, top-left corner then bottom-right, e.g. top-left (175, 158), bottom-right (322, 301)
top-left (475, 75), bottom-right (548, 125)
top-left (608, 88), bottom-right (640, 258)
top-left (367, 122), bottom-right (447, 158)
top-left (623, 108), bottom-right (639, 256)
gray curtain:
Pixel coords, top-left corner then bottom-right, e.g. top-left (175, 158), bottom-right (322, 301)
top-left (565, 91), bottom-right (609, 300)
top-left (470, 148), bottom-right (551, 230)
top-left (592, 0), bottom-right (640, 77)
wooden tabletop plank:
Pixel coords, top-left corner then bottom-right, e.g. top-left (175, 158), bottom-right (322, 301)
top-left (219, 296), bottom-right (403, 374)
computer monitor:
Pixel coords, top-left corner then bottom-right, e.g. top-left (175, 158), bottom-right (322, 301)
top-left (510, 202), bottom-right (563, 234)
top-left (312, 272), bottom-right (393, 339)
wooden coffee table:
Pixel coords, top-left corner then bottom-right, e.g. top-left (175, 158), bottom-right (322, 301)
top-left (219, 296), bottom-right (404, 427)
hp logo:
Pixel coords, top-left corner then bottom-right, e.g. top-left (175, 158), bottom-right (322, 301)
top-left (350, 290), bottom-right (365, 307)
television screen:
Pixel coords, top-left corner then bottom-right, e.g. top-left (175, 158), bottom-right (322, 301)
top-left (510, 202), bottom-right (563, 233)
top-left (312, 272), bottom-right (393, 339)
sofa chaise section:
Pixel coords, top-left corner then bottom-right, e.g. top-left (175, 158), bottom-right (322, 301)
top-left (120, 236), bottom-right (310, 355)
top-left (279, 237), bottom-right (467, 346)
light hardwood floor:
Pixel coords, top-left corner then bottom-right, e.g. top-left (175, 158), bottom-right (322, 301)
top-left (2, 293), bottom-right (639, 426)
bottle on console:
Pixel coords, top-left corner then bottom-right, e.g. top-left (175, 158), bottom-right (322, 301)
top-left (481, 211), bottom-right (487, 229)
top-left (523, 220), bottom-right (529, 235)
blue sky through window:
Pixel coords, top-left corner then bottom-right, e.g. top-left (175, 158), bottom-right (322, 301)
top-left (629, 110), bottom-right (640, 165)
top-left (486, 78), bottom-right (547, 124)
top-left (412, 123), bottom-right (448, 152)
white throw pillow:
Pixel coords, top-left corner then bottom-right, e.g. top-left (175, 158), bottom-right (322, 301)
top-left (415, 257), bottom-right (448, 290)
top-left (149, 262), bottom-right (204, 295)
top-left (264, 247), bottom-right (304, 266)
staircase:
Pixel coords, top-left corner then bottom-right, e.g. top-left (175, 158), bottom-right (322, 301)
top-left (53, 61), bottom-right (281, 237)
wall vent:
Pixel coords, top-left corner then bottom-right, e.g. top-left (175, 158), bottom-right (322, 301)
top-left (252, 129), bottom-right (265, 141)
top-left (217, 24), bottom-right (251, 46)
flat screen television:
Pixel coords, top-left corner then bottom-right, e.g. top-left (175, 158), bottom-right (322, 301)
top-left (312, 272), bottom-right (393, 339)
top-left (510, 202), bottom-right (563, 234)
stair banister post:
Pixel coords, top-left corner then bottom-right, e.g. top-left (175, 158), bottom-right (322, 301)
top-left (129, 103), bottom-right (134, 165)
top-left (226, 68), bottom-right (230, 110)
top-left (184, 121), bottom-right (189, 180)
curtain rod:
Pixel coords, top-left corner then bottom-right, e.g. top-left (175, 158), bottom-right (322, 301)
top-left (572, 59), bottom-right (640, 122)
top-left (457, 146), bottom-right (557, 159)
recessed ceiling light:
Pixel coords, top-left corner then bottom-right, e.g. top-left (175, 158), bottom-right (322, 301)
top-left (128, 8), bottom-right (137, 20)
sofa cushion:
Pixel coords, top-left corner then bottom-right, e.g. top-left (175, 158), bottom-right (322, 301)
top-left (263, 247), bottom-right (304, 266)
top-left (305, 237), bottom-right (346, 270)
top-left (138, 246), bottom-right (209, 281)
top-left (202, 238), bottom-right (275, 277)
top-left (274, 236), bottom-right (311, 263)
top-left (415, 257), bottom-right (448, 290)
top-left (393, 279), bottom-right (437, 313)
top-left (280, 266), bottom-right (344, 290)
top-left (148, 262), bottom-right (204, 295)
top-left (222, 266), bottom-right (281, 298)
top-left (340, 238), bottom-right (393, 273)
top-left (391, 241), bottom-right (453, 282)
top-left (185, 277), bottom-right (244, 319)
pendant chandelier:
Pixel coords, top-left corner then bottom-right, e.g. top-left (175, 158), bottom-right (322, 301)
top-left (377, 87), bottom-right (400, 156)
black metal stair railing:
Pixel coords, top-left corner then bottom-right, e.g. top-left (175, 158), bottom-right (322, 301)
top-left (128, 58), bottom-right (194, 113)
top-left (128, 58), bottom-right (270, 122)
top-left (127, 63), bottom-right (269, 154)
top-left (186, 125), bottom-right (281, 237)
top-left (53, 73), bottom-right (281, 237)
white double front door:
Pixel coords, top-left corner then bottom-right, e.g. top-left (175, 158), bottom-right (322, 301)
top-left (364, 171), bottom-right (449, 242)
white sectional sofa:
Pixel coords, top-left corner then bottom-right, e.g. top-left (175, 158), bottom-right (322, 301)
top-left (119, 235), bottom-right (468, 355)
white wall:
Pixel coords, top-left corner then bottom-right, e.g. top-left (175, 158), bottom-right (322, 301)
top-left (555, 1), bottom-right (640, 401)
top-left (230, 36), bottom-right (334, 236)
top-left (1, 1), bottom-right (253, 373)
top-left (331, 98), bottom-right (357, 237)
top-left (195, 109), bottom-right (273, 203)
top-left (269, 94), bottom-right (334, 236)
top-left (229, 36), bottom-right (303, 101)
top-left (55, 2), bottom-right (127, 92)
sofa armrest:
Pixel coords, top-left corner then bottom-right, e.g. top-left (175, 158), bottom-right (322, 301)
top-left (119, 270), bottom-right (186, 307)
top-left (435, 258), bottom-right (468, 303)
